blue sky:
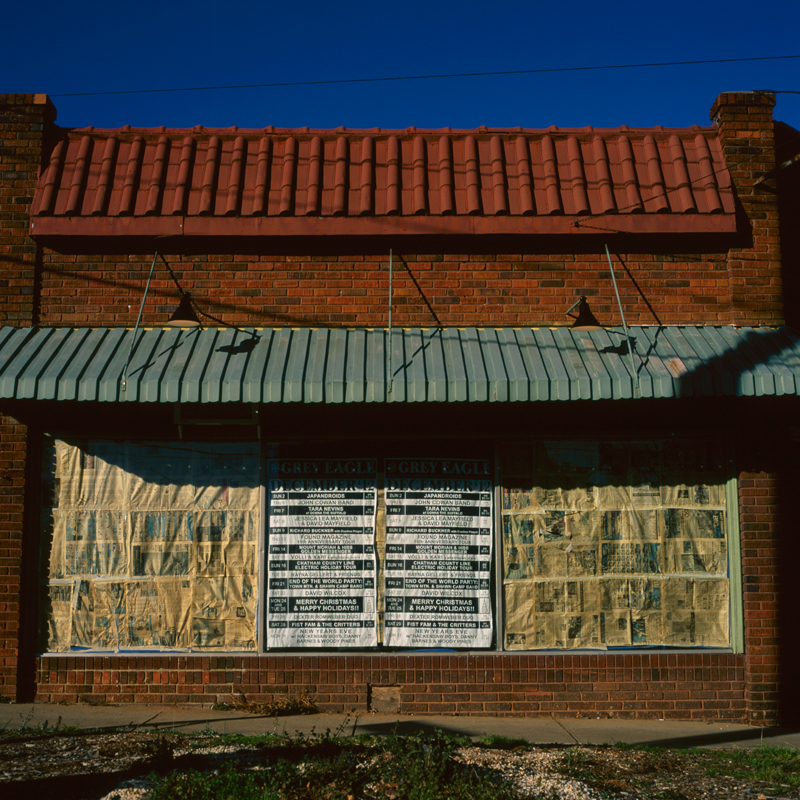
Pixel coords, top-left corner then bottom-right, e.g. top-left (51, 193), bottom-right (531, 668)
top-left (8, 0), bottom-right (800, 132)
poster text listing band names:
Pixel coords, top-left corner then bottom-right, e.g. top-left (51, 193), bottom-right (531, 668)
top-left (267, 459), bottom-right (377, 648)
top-left (384, 459), bottom-right (493, 648)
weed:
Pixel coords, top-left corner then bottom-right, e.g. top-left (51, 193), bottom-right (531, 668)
top-left (146, 734), bottom-right (175, 771)
top-left (698, 745), bottom-right (800, 790)
top-left (557, 747), bottom-right (636, 797)
top-left (148, 728), bottom-right (516, 800)
top-left (2, 709), bottom-right (77, 737)
top-left (150, 766), bottom-right (271, 800)
top-left (558, 748), bottom-right (591, 779)
top-left (477, 733), bottom-right (531, 750)
top-left (191, 730), bottom-right (284, 748)
top-left (363, 729), bottom-right (513, 800)
top-left (613, 740), bottom-right (636, 750)
top-left (17, 707), bottom-right (35, 730)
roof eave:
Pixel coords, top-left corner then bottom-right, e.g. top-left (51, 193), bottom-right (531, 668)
top-left (30, 214), bottom-right (738, 239)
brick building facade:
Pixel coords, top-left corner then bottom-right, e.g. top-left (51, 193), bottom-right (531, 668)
top-left (0, 91), bottom-right (798, 724)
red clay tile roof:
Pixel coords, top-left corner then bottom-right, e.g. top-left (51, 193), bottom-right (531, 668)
top-left (30, 125), bottom-right (736, 238)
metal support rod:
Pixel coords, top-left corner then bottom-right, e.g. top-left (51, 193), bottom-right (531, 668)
top-left (121, 251), bottom-right (159, 393)
top-left (159, 252), bottom-right (185, 294)
top-left (605, 244), bottom-right (639, 390)
top-left (388, 248), bottom-right (393, 396)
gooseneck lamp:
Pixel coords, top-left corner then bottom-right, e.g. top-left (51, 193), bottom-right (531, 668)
top-left (565, 296), bottom-right (602, 331)
top-left (565, 245), bottom-right (640, 391)
top-left (121, 252), bottom-right (201, 392)
top-left (167, 292), bottom-right (201, 327)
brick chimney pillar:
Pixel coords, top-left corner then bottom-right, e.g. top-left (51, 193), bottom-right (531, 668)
top-left (713, 91), bottom-right (788, 727)
top-left (0, 93), bottom-right (55, 325)
top-left (710, 91), bottom-right (782, 326)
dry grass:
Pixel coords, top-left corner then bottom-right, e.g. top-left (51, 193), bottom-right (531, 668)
top-left (212, 690), bottom-right (319, 717)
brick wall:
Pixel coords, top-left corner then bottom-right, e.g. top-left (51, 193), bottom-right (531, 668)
top-left (35, 652), bottom-right (745, 720)
top-left (0, 416), bottom-right (28, 700)
top-left (739, 469), bottom-right (781, 726)
top-left (0, 93), bottom-right (54, 325)
top-left (710, 91), bottom-right (782, 326)
top-left (0, 91), bottom-right (783, 332)
top-left (774, 120), bottom-right (800, 328)
top-left (28, 92), bottom-right (783, 331)
top-left (0, 94), bottom-right (45, 700)
top-left (34, 248), bottom-right (771, 329)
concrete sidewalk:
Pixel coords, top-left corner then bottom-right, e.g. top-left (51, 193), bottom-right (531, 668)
top-left (2, 702), bottom-right (800, 750)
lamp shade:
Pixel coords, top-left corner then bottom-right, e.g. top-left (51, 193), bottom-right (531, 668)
top-left (570, 297), bottom-right (603, 331)
top-left (167, 293), bottom-right (201, 327)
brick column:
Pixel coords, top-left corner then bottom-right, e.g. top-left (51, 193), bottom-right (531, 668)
top-left (738, 468), bottom-right (780, 725)
top-left (0, 93), bottom-right (54, 323)
top-left (0, 94), bottom-right (53, 698)
top-left (710, 91), bottom-right (782, 326)
top-left (0, 417), bottom-right (29, 699)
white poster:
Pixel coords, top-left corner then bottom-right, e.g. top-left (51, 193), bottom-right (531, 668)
top-left (266, 459), bottom-right (377, 648)
top-left (383, 459), bottom-right (493, 648)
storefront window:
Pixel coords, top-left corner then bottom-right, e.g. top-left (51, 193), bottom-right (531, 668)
top-left (40, 440), bottom-right (260, 652)
top-left (39, 438), bottom-right (732, 653)
top-left (501, 440), bottom-right (730, 649)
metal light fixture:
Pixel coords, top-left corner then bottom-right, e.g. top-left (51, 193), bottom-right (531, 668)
top-left (122, 252), bottom-right (201, 392)
top-left (121, 252), bottom-right (258, 393)
top-left (565, 245), bottom-right (641, 392)
top-left (566, 296), bottom-right (602, 331)
top-left (167, 292), bottom-right (201, 327)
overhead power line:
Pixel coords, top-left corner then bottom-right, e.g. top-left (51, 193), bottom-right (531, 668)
top-left (52, 55), bottom-right (800, 98)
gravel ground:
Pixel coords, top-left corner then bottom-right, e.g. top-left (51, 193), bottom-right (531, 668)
top-left (0, 729), bottom-right (797, 800)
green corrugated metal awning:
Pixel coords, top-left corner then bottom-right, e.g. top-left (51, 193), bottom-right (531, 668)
top-left (0, 325), bottom-right (798, 404)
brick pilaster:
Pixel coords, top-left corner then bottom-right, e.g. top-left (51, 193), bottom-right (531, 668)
top-left (738, 468), bottom-right (780, 725)
top-left (0, 94), bottom-right (49, 699)
top-left (0, 93), bottom-right (55, 325)
top-left (0, 416), bottom-right (27, 700)
top-left (710, 91), bottom-right (782, 326)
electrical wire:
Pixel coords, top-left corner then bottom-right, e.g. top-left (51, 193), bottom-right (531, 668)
top-left (51, 55), bottom-right (800, 98)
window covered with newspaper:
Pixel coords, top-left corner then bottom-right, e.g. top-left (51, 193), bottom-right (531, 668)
top-left (39, 440), bottom-right (260, 652)
top-left (501, 439), bottom-right (730, 649)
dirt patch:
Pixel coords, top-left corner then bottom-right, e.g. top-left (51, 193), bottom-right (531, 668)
top-left (0, 729), bottom-right (797, 799)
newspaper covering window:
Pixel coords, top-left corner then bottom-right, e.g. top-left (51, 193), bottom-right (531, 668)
top-left (40, 440), bottom-right (260, 652)
top-left (502, 440), bottom-right (729, 650)
top-left (383, 459), bottom-right (493, 648)
top-left (266, 459), bottom-right (378, 648)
